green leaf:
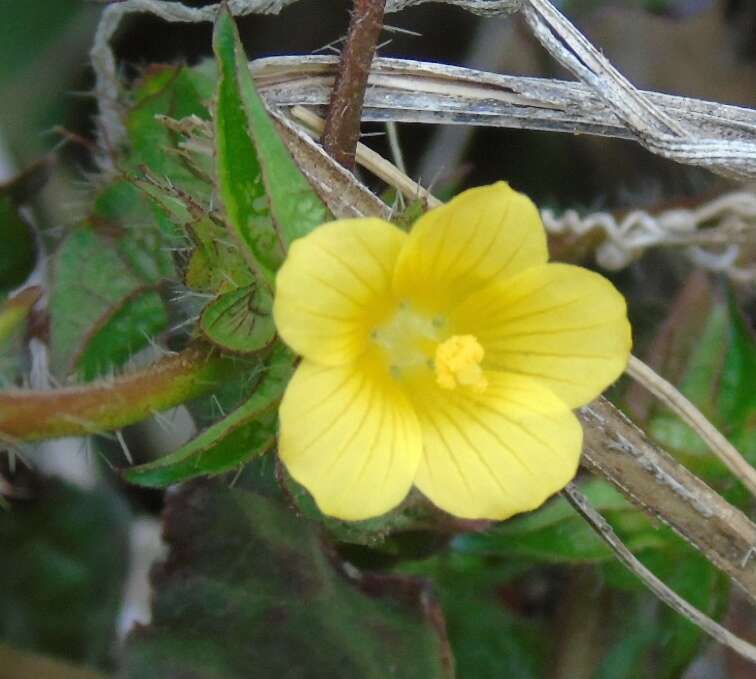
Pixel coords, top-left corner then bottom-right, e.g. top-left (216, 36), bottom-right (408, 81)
top-left (126, 65), bottom-right (215, 199)
top-left (0, 1), bottom-right (98, 157)
top-left (598, 545), bottom-right (729, 679)
top-left (93, 180), bottom-right (177, 283)
top-left (719, 292), bottom-right (756, 447)
top-left (131, 175), bottom-right (253, 293)
top-left (594, 594), bottom-right (660, 679)
top-left (400, 553), bottom-right (546, 679)
top-left (122, 482), bottom-right (454, 679)
top-left (213, 9), bottom-right (330, 265)
top-left (49, 228), bottom-right (168, 378)
top-left (455, 481), bottom-right (665, 563)
top-left (0, 478), bottom-right (130, 668)
top-left (656, 551), bottom-right (729, 678)
top-left (0, 2), bottom-right (86, 86)
top-left (212, 13), bottom-right (284, 281)
top-left (648, 288), bottom-right (756, 499)
top-left (0, 288), bottom-right (41, 387)
top-left (77, 290), bottom-right (169, 381)
top-left (199, 284), bottom-right (276, 354)
top-left (237, 64), bottom-right (330, 246)
top-left (283, 469), bottom-right (440, 548)
top-left (0, 195), bottom-right (36, 295)
top-left (391, 196), bottom-right (428, 231)
top-left (123, 347), bottom-right (294, 488)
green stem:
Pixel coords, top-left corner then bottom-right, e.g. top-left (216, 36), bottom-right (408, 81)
top-left (0, 343), bottom-right (237, 442)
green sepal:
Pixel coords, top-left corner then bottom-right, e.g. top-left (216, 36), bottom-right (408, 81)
top-left (122, 346), bottom-right (294, 488)
top-left (199, 284), bottom-right (276, 355)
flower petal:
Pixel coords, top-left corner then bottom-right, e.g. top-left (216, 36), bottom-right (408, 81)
top-left (274, 218), bottom-right (406, 365)
top-left (411, 372), bottom-right (582, 520)
top-left (452, 263), bottom-right (632, 407)
top-left (278, 358), bottom-right (422, 520)
top-left (393, 182), bottom-right (547, 313)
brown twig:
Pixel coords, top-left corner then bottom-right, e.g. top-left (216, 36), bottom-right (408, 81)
top-left (579, 398), bottom-right (756, 605)
top-left (323, 0), bottom-right (387, 169)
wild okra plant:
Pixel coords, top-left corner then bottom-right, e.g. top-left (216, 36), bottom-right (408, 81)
top-left (1, 2), bottom-right (755, 678)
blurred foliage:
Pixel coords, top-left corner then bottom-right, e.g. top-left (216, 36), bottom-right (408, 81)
top-left (0, 477), bottom-right (130, 669)
top-left (401, 553), bottom-right (548, 679)
top-left (0, 196), bottom-right (36, 297)
top-left (0, 0), bottom-right (98, 158)
top-left (0, 2), bottom-right (753, 679)
top-left (121, 480), bottom-right (453, 679)
top-left (646, 284), bottom-right (756, 505)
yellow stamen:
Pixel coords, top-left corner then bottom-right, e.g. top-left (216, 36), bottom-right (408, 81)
top-left (435, 335), bottom-right (488, 392)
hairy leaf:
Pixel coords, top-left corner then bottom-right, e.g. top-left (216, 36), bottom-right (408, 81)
top-left (93, 180), bottom-right (177, 284)
top-left (131, 176), bottom-right (253, 293)
top-left (213, 9), bottom-right (330, 267)
top-left (123, 347), bottom-right (294, 488)
top-left (49, 228), bottom-right (168, 378)
top-left (77, 290), bottom-right (168, 381)
top-left (212, 12), bottom-right (283, 281)
top-left (199, 284), bottom-right (275, 354)
top-left (126, 64), bottom-right (215, 199)
top-left (122, 482), bottom-right (454, 679)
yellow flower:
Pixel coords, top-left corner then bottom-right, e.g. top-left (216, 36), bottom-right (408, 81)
top-left (274, 183), bottom-right (632, 521)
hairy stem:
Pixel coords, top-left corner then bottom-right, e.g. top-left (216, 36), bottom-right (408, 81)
top-left (323, 0), bottom-right (387, 169)
top-left (0, 344), bottom-right (237, 442)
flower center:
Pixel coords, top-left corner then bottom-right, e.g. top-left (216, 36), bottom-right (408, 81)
top-left (371, 302), bottom-right (442, 377)
top-left (434, 335), bottom-right (488, 392)
top-left (371, 303), bottom-right (487, 392)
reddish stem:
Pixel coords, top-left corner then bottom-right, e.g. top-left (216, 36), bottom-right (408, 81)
top-left (323, 0), bottom-right (387, 170)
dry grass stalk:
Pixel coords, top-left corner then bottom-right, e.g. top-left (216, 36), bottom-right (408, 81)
top-left (626, 355), bottom-right (756, 498)
top-left (564, 483), bottom-right (756, 665)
